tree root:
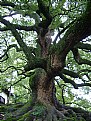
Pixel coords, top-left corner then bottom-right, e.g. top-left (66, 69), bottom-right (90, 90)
top-left (31, 105), bottom-right (65, 121)
top-left (17, 104), bottom-right (90, 121)
top-left (45, 105), bottom-right (65, 121)
top-left (2, 101), bottom-right (33, 121)
top-left (1, 102), bottom-right (90, 121)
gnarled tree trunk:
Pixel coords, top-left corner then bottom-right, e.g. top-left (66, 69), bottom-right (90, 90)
top-left (29, 68), bottom-right (65, 121)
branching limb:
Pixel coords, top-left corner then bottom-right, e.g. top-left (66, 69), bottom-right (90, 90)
top-left (0, 44), bottom-right (21, 62)
top-left (0, 15), bottom-right (34, 61)
top-left (37, 0), bottom-right (50, 19)
top-left (0, 66), bottom-right (19, 73)
top-left (56, 80), bottom-right (66, 105)
top-left (77, 69), bottom-right (91, 82)
top-left (61, 69), bottom-right (79, 78)
top-left (75, 42), bottom-right (91, 51)
top-left (72, 48), bottom-right (91, 66)
top-left (0, 1), bottom-right (15, 8)
top-left (11, 76), bottom-right (26, 87)
top-left (57, 2), bottom-right (91, 57)
top-left (2, 12), bottom-right (18, 18)
top-left (0, 24), bottom-right (38, 32)
top-left (53, 19), bottom-right (76, 44)
top-left (0, 52), bottom-right (8, 62)
top-left (59, 74), bottom-right (78, 89)
top-left (61, 69), bottom-right (90, 84)
top-left (7, 44), bottom-right (21, 52)
top-left (37, 0), bottom-right (52, 28)
top-left (76, 83), bottom-right (91, 87)
top-left (60, 74), bottom-right (91, 89)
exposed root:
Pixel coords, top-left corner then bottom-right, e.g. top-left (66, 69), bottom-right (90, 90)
top-left (2, 102), bottom-right (90, 121)
top-left (46, 105), bottom-right (65, 121)
top-left (31, 105), bottom-right (65, 121)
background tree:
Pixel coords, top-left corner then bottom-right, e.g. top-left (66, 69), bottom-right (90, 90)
top-left (0, 0), bottom-right (91, 121)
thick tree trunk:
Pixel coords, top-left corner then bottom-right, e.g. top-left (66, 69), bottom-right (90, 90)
top-left (37, 71), bottom-right (54, 105)
top-left (29, 68), bottom-right (56, 106)
top-left (29, 68), bottom-right (66, 121)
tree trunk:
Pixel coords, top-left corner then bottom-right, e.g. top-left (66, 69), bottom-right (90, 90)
top-left (28, 68), bottom-right (66, 121)
top-left (29, 68), bottom-right (56, 105)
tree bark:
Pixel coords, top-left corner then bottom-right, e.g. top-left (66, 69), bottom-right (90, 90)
top-left (29, 68), bottom-right (56, 106)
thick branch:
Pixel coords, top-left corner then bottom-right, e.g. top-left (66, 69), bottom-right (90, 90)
top-left (53, 19), bottom-right (76, 44)
top-left (61, 69), bottom-right (79, 78)
top-left (75, 42), bottom-right (91, 51)
top-left (57, 1), bottom-right (91, 59)
top-left (37, 0), bottom-right (52, 28)
top-left (59, 74), bottom-right (78, 89)
top-left (72, 48), bottom-right (91, 66)
top-left (37, 0), bottom-right (50, 19)
top-left (0, 24), bottom-right (37, 32)
top-left (0, 1), bottom-right (15, 8)
top-left (59, 73), bottom-right (91, 90)
top-left (77, 83), bottom-right (91, 87)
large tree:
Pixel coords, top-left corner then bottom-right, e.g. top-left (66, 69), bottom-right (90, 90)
top-left (0, 0), bottom-right (91, 121)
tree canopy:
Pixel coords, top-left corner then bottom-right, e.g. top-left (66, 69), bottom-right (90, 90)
top-left (0, 0), bottom-right (91, 121)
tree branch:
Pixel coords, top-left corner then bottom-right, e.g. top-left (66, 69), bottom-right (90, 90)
top-left (72, 48), bottom-right (91, 66)
top-left (0, 53), bottom-right (8, 62)
top-left (61, 69), bottom-right (79, 78)
top-left (37, 0), bottom-right (52, 28)
top-left (56, 80), bottom-right (66, 105)
top-left (0, 1), bottom-right (15, 8)
top-left (59, 73), bottom-right (91, 90)
top-left (0, 24), bottom-right (38, 32)
top-left (57, 2), bottom-right (91, 58)
top-left (0, 66), bottom-right (19, 73)
top-left (0, 15), bottom-right (34, 61)
top-left (0, 44), bottom-right (21, 62)
top-left (59, 74), bottom-right (78, 89)
top-left (62, 69), bottom-right (91, 83)
top-left (78, 69), bottom-right (91, 74)
top-left (75, 42), bottom-right (91, 51)
top-left (77, 83), bottom-right (91, 87)
top-left (53, 19), bottom-right (76, 44)
top-left (11, 76), bottom-right (26, 87)
top-left (37, 0), bottom-right (50, 19)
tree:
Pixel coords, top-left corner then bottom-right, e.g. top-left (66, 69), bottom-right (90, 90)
top-left (0, 0), bottom-right (91, 121)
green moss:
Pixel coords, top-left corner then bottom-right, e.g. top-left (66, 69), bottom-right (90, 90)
top-left (29, 72), bottom-right (36, 89)
top-left (0, 105), bottom-right (8, 112)
top-left (18, 111), bottom-right (31, 121)
top-left (30, 102), bottom-right (46, 117)
top-left (17, 102), bottom-right (46, 121)
top-left (50, 39), bottom-right (65, 55)
top-left (29, 69), bottom-right (41, 89)
top-left (57, 39), bottom-right (65, 53)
